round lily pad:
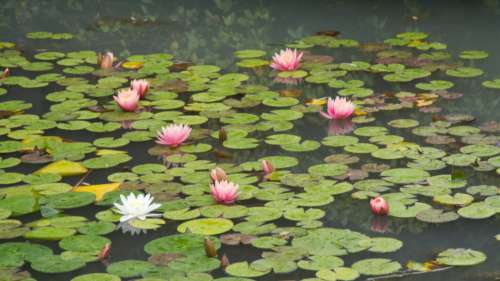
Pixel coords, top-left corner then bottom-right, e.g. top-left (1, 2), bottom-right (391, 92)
top-left (72, 273), bottom-right (121, 281)
top-left (31, 255), bottom-right (86, 273)
top-left (436, 248), bottom-right (486, 266)
top-left (144, 234), bottom-right (220, 256)
top-left (23, 227), bottom-right (76, 240)
top-left (457, 202), bottom-right (496, 219)
top-left (351, 258), bottom-right (401, 276)
top-left (225, 261), bottom-right (270, 277)
top-left (107, 260), bottom-right (156, 278)
top-left (177, 218), bottom-right (233, 235)
top-left (59, 234), bottom-right (111, 252)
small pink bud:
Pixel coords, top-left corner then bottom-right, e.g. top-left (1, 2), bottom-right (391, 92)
top-left (262, 160), bottom-right (275, 175)
top-left (370, 196), bottom-right (389, 216)
top-left (210, 167), bottom-right (228, 182)
top-left (98, 243), bottom-right (111, 260)
top-left (1, 68), bottom-right (9, 79)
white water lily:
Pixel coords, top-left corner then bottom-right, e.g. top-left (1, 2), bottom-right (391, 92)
top-left (114, 193), bottom-right (161, 223)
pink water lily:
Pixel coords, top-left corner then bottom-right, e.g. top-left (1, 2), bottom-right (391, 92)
top-left (131, 79), bottom-right (149, 98)
top-left (211, 180), bottom-right (239, 204)
top-left (156, 124), bottom-right (191, 148)
top-left (321, 97), bottom-right (355, 120)
top-left (113, 89), bottom-right (140, 112)
top-left (370, 196), bottom-right (389, 216)
top-left (262, 160), bottom-right (275, 175)
top-left (271, 48), bottom-right (303, 71)
top-left (210, 167), bottom-right (228, 182)
top-left (99, 52), bottom-right (115, 69)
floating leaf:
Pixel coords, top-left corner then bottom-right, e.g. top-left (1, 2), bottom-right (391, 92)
top-left (436, 248), bottom-right (486, 266)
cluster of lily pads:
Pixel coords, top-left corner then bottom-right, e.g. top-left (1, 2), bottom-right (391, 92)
top-left (0, 30), bottom-right (499, 281)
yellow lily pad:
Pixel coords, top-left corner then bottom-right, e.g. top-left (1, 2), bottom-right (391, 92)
top-left (34, 160), bottom-right (88, 176)
top-left (22, 136), bottom-right (62, 150)
top-left (96, 149), bottom-right (127, 156)
top-left (73, 183), bottom-right (121, 201)
top-left (122, 61), bottom-right (144, 69)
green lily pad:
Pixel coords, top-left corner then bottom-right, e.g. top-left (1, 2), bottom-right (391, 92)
top-left (459, 50), bottom-right (489, 60)
top-left (144, 234), bottom-right (220, 256)
top-left (31, 255), bottom-right (86, 273)
top-left (457, 202), bottom-right (496, 219)
top-left (368, 238), bottom-right (403, 253)
top-left (322, 135), bottom-right (359, 147)
top-left (107, 260), bottom-right (156, 278)
top-left (416, 208), bottom-right (459, 223)
top-left (381, 168), bottom-right (430, 184)
top-left (71, 273), bottom-right (121, 281)
top-left (42, 192), bottom-right (95, 209)
top-left (415, 80), bottom-right (454, 91)
top-left (446, 67), bottom-right (483, 78)
top-left (308, 163), bottom-right (349, 177)
top-left (292, 228), bottom-right (371, 256)
top-left (298, 255), bottom-right (344, 271)
top-left (482, 79), bottom-right (500, 89)
top-left (351, 258), bottom-right (401, 276)
top-left (436, 248), bottom-right (486, 266)
top-left (59, 234), bottom-right (111, 252)
top-left (177, 218), bottom-right (233, 235)
top-left (225, 261), bottom-right (270, 277)
top-left (24, 227), bottom-right (76, 240)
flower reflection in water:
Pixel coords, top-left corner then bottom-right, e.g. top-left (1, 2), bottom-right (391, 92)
top-left (273, 76), bottom-right (303, 86)
top-left (370, 216), bottom-right (390, 234)
top-left (327, 119), bottom-right (355, 135)
top-left (117, 222), bottom-right (148, 236)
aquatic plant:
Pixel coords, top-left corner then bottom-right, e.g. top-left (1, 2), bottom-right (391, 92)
top-left (130, 79), bottom-right (149, 98)
top-left (210, 167), bottom-right (228, 182)
top-left (98, 51), bottom-right (114, 69)
top-left (370, 196), bottom-right (390, 216)
top-left (321, 97), bottom-right (355, 120)
top-left (262, 159), bottom-right (275, 175)
top-left (270, 48), bottom-right (303, 71)
top-left (113, 193), bottom-right (161, 222)
top-left (210, 180), bottom-right (239, 204)
top-left (113, 89), bottom-right (140, 112)
top-left (155, 124), bottom-right (192, 147)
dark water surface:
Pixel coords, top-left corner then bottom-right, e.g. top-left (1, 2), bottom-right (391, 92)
top-left (0, 1), bottom-right (499, 281)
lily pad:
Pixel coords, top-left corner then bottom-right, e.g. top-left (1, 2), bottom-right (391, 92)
top-left (436, 248), bottom-right (486, 266)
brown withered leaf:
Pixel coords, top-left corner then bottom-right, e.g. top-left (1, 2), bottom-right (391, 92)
top-left (361, 163), bottom-right (390, 173)
top-left (0, 110), bottom-right (14, 118)
top-left (334, 169), bottom-right (368, 181)
top-left (21, 149), bottom-right (52, 164)
top-left (170, 60), bottom-right (193, 72)
top-left (213, 148), bottom-right (233, 159)
top-left (436, 91), bottom-right (463, 100)
top-left (315, 30), bottom-right (340, 37)
top-left (480, 121), bottom-right (500, 133)
top-left (157, 79), bottom-right (188, 93)
top-left (88, 105), bottom-right (112, 113)
top-left (425, 135), bottom-right (456, 145)
top-left (324, 154), bottom-right (359, 165)
top-left (360, 42), bottom-right (389, 52)
top-left (148, 253), bottom-right (185, 266)
top-left (279, 88), bottom-right (303, 98)
top-left (220, 233), bottom-right (256, 245)
top-left (419, 106), bottom-right (442, 113)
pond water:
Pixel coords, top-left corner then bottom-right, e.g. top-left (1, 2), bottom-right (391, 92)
top-left (0, 1), bottom-right (499, 281)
